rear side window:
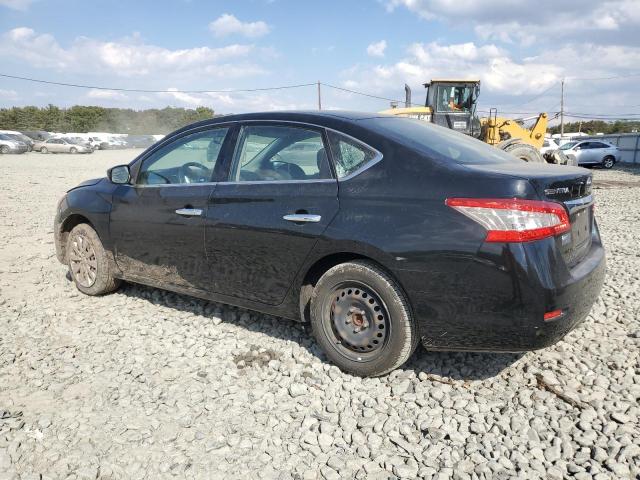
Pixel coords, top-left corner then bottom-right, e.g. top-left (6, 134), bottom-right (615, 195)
top-left (327, 131), bottom-right (378, 178)
top-left (365, 117), bottom-right (516, 165)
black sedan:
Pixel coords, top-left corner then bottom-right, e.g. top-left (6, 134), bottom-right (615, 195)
top-left (54, 111), bottom-right (606, 376)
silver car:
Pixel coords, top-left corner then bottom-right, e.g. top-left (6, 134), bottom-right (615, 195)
top-left (0, 133), bottom-right (29, 154)
top-left (34, 138), bottom-right (92, 154)
top-left (559, 140), bottom-right (619, 169)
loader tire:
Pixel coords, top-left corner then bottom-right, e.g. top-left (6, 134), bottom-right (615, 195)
top-left (502, 142), bottom-right (545, 163)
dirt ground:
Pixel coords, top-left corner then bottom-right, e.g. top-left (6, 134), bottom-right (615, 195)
top-left (1, 150), bottom-right (638, 479)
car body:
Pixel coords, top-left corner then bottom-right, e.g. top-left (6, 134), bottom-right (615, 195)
top-left (34, 137), bottom-right (93, 154)
top-left (0, 130), bottom-right (35, 151)
top-left (540, 137), bottom-right (560, 156)
top-left (560, 140), bottom-right (619, 168)
top-left (53, 111), bottom-right (606, 376)
top-left (0, 133), bottom-right (29, 154)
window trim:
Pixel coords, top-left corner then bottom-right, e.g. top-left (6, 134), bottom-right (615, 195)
top-left (132, 124), bottom-right (233, 188)
top-left (224, 121), bottom-right (336, 184)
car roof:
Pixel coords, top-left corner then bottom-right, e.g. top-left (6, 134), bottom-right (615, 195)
top-left (177, 110), bottom-right (391, 132)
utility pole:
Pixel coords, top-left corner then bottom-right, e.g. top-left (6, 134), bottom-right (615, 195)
top-left (317, 81), bottom-right (322, 111)
top-left (560, 78), bottom-right (565, 138)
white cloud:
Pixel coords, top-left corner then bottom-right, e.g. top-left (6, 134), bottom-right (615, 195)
top-left (387, 0), bottom-right (640, 46)
top-left (0, 0), bottom-right (33, 10)
top-left (367, 40), bottom-right (387, 57)
top-left (0, 89), bottom-right (18, 100)
top-left (0, 27), bottom-right (264, 79)
top-left (87, 89), bottom-right (127, 100)
top-left (341, 37), bottom-right (640, 117)
top-left (209, 14), bottom-right (270, 38)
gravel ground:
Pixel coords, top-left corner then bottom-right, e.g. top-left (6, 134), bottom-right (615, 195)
top-left (1, 151), bottom-right (639, 480)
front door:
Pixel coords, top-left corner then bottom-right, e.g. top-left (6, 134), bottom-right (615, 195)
top-left (205, 123), bottom-right (339, 305)
top-left (109, 126), bottom-right (231, 290)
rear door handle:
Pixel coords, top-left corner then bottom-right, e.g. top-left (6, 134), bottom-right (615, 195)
top-left (175, 208), bottom-right (203, 217)
top-left (283, 214), bottom-right (322, 223)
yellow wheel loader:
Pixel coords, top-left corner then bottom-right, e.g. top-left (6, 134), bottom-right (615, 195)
top-left (380, 80), bottom-right (571, 165)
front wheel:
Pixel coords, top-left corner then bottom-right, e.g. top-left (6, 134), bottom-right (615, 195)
top-left (0, 145), bottom-right (9, 154)
top-left (70, 147), bottom-right (77, 154)
top-left (67, 223), bottom-right (121, 295)
top-left (41, 147), bottom-right (48, 154)
top-left (602, 156), bottom-right (615, 169)
top-left (310, 261), bottom-right (418, 377)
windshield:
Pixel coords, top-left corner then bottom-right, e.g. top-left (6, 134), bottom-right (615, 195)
top-left (367, 116), bottom-right (516, 165)
top-left (559, 141), bottom-right (578, 150)
top-left (435, 85), bottom-right (475, 112)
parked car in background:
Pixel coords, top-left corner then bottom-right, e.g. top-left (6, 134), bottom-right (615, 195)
top-left (125, 135), bottom-right (157, 148)
top-left (0, 133), bottom-right (29, 154)
top-left (21, 130), bottom-right (50, 142)
top-left (540, 137), bottom-right (560, 156)
top-left (559, 140), bottom-right (619, 169)
top-left (0, 130), bottom-right (35, 151)
top-left (53, 111), bottom-right (606, 376)
top-left (34, 137), bottom-right (93, 154)
top-left (61, 136), bottom-right (95, 151)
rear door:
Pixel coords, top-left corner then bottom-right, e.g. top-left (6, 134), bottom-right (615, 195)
top-left (204, 122), bottom-right (338, 305)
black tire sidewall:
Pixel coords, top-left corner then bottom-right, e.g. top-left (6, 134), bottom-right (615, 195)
top-left (67, 224), bottom-right (118, 295)
top-left (310, 262), bottom-right (416, 377)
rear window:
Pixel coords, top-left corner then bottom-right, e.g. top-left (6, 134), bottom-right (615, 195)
top-left (327, 131), bottom-right (378, 178)
top-left (365, 117), bottom-right (515, 165)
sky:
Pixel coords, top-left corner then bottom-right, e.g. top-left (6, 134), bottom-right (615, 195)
top-left (0, 0), bottom-right (639, 123)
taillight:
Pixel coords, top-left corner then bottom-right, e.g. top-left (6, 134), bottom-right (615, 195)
top-left (446, 198), bottom-right (570, 243)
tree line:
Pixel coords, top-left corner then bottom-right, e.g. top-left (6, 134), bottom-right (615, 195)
top-left (548, 120), bottom-right (640, 135)
top-left (0, 105), bottom-right (215, 134)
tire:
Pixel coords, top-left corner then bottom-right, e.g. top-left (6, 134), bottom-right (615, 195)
top-left (0, 145), bottom-right (9, 154)
top-left (502, 142), bottom-right (546, 163)
top-left (602, 156), bottom-right (615, 169)
top-left (310, 260), bottom-right (418, 377)
top-left (70, 147), bottom-right (77, 154)
top-left (41, 147), bottom-right (48, 154)
top-left (67, 223), bottom-right (121, 296)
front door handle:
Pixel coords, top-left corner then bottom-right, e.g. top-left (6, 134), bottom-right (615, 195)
top-left (283, 214), bottom-right (322, 223)
top-left (175, 208), bottom-right (203, 217)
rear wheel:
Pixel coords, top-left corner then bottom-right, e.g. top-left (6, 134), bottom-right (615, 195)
top-left (0, 145), bottom-right (9, 154)
top-left (310, 260), bottom-right (418, 377)
top-left (67, 223), bottom-right (121, 295)
top-left (502, 142), bottom-right (546, 163)
top-left (70, 147), bottom-right (77, 154)
top-left (602, 156), bottom-right (615, 169)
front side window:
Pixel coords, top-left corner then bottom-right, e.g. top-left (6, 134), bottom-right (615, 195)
top-left (230, 125), bottom-right (331, 182)
top-left (138, 128), bottom-right (228, 185)
top-left (327, 131), bottom-right (378, 178)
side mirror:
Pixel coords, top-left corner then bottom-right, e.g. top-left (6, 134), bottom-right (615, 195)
top-left (108, 165), bottom-right (131, 184)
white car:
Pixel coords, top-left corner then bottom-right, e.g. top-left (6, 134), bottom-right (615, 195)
top-left (559, 140), bottom-right (620, 169)
top-left (540, 138), bottom-right (561, 156)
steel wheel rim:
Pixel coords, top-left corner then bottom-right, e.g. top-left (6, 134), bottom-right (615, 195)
top-left (69, 234), bottom-right (98, 288)
top-left (322, 281), bottom-right (390, 362)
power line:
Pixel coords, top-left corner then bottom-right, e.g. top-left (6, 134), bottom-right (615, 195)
top-left (321, 82), bottom-right (421, 107)
top-left (505, 82), bottom-right (560, 108)
top-left (567, 72), bottom-right (640, 81)
top-left (0, 73), bottom-right (316, 94)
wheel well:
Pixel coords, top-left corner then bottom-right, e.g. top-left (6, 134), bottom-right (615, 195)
top-left (298, 252), bottom-right (390, 323)
top-left (59, 214), bottom-right (94, 261)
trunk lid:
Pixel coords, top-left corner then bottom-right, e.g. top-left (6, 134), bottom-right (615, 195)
top-left (463, 162), bottom-right (594, 266)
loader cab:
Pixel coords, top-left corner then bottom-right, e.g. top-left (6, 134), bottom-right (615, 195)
top-left (425, 80), bottom-right (480, 136)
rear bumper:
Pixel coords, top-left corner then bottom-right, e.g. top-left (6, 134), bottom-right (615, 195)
top-left (401, 224), bottom-right (606, 352)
